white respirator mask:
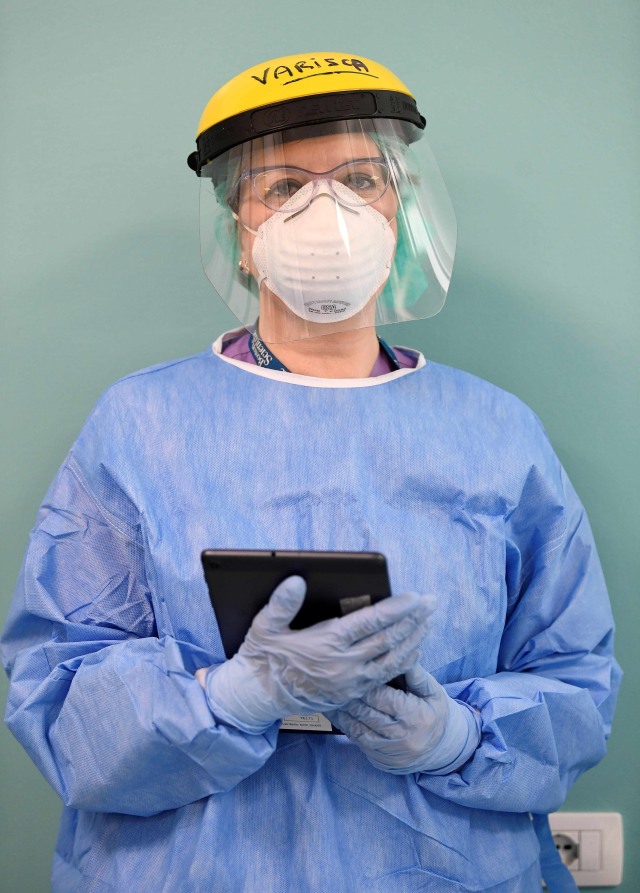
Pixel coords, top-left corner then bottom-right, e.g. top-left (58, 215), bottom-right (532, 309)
top-left (247, 180), bottom-right (396, 323)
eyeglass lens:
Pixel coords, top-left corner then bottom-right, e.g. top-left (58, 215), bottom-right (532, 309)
top-left (253, 160), bottom-right (390, 210)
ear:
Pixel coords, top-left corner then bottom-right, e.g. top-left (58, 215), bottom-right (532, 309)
top-left (237, 222), bottom-right (257, 279)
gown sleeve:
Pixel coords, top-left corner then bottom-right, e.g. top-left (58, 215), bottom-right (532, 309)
top-left (1, 393), bottom-right (279, 818)
top-left (417, 442), bottom-right (622, 814)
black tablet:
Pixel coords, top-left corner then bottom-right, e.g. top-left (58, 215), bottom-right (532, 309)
top-left (201, 549), bottom-right (392, 659)
top-left (201, 549), bottom-right (405, 734)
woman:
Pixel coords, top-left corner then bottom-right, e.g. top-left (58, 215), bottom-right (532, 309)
top-left (1, 53), bottom-right (620, 892)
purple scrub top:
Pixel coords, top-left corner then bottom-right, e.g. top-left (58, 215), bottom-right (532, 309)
top-left (220, 330), bottom-right (417, 375)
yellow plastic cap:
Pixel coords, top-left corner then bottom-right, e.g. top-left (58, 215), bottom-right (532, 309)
top-left (196, 52), bottom-right (415, 137)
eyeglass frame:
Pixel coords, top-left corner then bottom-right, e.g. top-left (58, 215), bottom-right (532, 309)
top-left (229, 156), bottom-right (393, 212)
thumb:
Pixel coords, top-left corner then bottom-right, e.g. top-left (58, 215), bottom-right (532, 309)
top-left (405, 664), bottom-right (440, 699)
top-left (257, 575), bottom-right (307, 632)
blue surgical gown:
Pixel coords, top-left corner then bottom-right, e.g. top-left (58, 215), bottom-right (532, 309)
top-left (1, 337), bottom-right (621, 892)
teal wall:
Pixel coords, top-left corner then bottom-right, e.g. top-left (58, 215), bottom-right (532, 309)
top-left (1, 2), bottom-right (638, 889)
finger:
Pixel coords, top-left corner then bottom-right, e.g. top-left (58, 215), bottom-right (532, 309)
top-left (404, 664), bottom-right (438, 698)
top-left (368, 622), bottom-right (429, 679)
top-left (326, 709), bottom-right (372, 742)
top-left (367, 646), bottom-right (423, 691)
top-left (339, 593), bottom-right (430, 646)
top-left (254, 575), bottom-right (307, 632)
top-left (417, 592), bottom-right (437, 618)
top-left (359, 684), bottom-right (413, 718)
top-left (345, 610), bottom-right (429, 665)
top-left (345, 690), bottom-right (405, 728)
top-left (332, 700), bottom-right (401, 741)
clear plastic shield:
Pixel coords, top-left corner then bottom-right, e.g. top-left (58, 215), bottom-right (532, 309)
top-left (199, 119), bottom-right (456, 343)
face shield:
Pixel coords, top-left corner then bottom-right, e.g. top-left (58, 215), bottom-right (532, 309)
top-left (198, 117), bottom-right (456, 344)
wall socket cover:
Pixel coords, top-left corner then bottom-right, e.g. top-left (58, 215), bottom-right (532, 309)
top-left (548, 812), bottom-right (623, 887)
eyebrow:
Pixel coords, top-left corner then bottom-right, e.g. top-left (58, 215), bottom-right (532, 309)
top-left (239, 157), bottom-right (387, 178)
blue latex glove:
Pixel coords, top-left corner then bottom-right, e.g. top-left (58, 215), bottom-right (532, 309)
top-left (198, 576), bottom-right (433, 734)
top-left (327, 664), bottom-right (481, 774)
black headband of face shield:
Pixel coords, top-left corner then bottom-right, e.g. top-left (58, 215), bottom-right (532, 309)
top-left (187, 89), bottom-right (426, 175)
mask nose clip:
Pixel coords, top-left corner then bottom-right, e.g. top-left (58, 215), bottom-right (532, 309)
top-left (284, 179), bottom-right (360, 222)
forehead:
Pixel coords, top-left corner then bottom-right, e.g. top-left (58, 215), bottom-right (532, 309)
top-left (246, 131), bottom-right (381, 170)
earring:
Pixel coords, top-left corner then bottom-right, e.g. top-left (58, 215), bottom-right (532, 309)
top-left (238, 258), bottom-right (250, 275)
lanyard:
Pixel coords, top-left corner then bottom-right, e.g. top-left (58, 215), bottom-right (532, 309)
top-left (378, 336), bottom-right (402, 371)
top-left (248, 331), bottom-right (287, 371)
top-left (248, 331), bottom-right (401, 373)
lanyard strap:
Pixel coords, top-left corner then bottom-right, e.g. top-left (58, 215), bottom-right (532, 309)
top-left (378, 336), bottom-right (402, 370)
top-left (248, 331), bottom-right (288, 371)
top-left (248, 331), bottom-right (401, 373)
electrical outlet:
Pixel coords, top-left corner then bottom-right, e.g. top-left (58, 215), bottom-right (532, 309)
top-left (548, 812), bottom-right (623, 886)
top-left (553, 832), bottom-right (580, 868)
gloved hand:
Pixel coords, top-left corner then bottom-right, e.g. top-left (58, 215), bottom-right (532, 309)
top-left (326, 664), bottom-right (481, 775)
top-left (196, 576), bottom-right (433, 734)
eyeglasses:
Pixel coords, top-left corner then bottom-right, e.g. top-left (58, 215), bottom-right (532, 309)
top-left (236, 158), bottom-right (392, 211)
